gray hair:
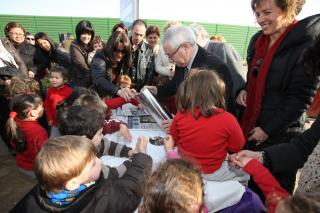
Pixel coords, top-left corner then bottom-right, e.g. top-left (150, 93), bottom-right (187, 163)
top-left (162, 25), bottom-right (196, 49)
top-left (189, 23), bottom-right (209, 40)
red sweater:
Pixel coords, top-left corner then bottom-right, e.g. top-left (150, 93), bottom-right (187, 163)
top-left (104, 97), bottom-right (139, 109)
top-left (243, 160), bottom-right (289, 213)
top-left (15, 118), bottom-right (48, 171)
top-left (170, 108), bottom-right (245, 173)
top-left (44, 85), bottom-right (73, 126)
top-left (103, 119), bottom-right (125, 135)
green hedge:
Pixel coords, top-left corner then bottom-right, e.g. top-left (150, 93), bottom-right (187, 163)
top-left (0, 14), bottom-right (260, 59)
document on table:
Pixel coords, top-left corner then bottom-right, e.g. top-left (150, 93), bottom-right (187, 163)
top-left (101, 129), bottom-right (167, 169)
top-left (113, 104), bottom-right (160, 129)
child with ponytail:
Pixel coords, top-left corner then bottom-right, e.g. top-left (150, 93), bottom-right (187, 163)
top-left (6, 93), bottom-right (48, 178)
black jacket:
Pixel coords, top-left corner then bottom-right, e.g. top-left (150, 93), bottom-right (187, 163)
top-left (91, 51), bottom-right (129, 97)
top-left (14, 41), bottom-right (36, 72)
top-left (245, 14), bottom-right (320, 149)
top-left (34, 44), bottom-right (71, 77)
top-left (157, 45), bottom-right (236, 115)
top-left (264, 115), bottom-right (320, 173)
top-left (10, 153), bottom-right (152, 213)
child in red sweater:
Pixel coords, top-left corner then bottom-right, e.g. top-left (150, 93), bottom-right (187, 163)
top-left (6, 94), bottom-right (48, 178)
top-left (229, 153), bottom-right (320, 213)
top-left (169, 68), bottom-right (248, 183)
top-left (44, 65), bottom-right (73, 137)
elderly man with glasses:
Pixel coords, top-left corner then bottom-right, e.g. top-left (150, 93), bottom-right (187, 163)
top-left (145, 25), bottom-right (236, 117)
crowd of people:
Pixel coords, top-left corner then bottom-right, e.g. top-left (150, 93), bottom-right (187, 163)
top-left (1, 0), bottom-right (320, 212)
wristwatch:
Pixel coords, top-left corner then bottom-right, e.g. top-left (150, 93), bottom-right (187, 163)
top-left (261, 150), bottom-right (271, 168)
top-left (260, 151), bottom-right (266, 164)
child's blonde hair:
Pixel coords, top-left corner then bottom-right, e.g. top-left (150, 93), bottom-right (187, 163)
top-left (176, 68), bottom-right (226, 119)
top-left (117, 74), bottom-right (132, 88)
top-left (141, 159), bottom-right (204, 213)
top-left (210, 34), bottom-right (226, 42)
top-left (6, 94), bottom-right (43, 152)
top-left (35, 135), bottom-right (96, 193)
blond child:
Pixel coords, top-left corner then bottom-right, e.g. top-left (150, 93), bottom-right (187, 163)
top-left (117, 74), bottom-right (132, 89)
top-left (140, 159), bottom-right (206, 213)
top-left (10, 135), bottom-right (152, 212)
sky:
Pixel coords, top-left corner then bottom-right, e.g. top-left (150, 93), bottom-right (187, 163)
top-left (0, 0), bottom-right (319, 27)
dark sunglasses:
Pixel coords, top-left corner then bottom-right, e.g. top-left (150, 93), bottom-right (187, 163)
top-left (26, 37), bottom-right (35, 41)
top-left (114, 47), bottom-right (126, 54)
top-left (252, 58), bottom-right (263, 78)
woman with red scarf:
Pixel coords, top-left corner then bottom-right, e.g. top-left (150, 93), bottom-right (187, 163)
top-left (236, 0), bottom-right (320, 193)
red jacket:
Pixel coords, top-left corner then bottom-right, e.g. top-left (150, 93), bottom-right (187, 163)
top-left (45, 85), bottom-right (73, 126)
top-left (15, 118), bottom-right (48, 171)
top-left (170, 108), bottom-right (245, 173)
top-left (243, 160), bottom-right (289, 213)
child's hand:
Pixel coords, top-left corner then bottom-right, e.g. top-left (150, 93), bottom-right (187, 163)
top-left (137, 103), bottom-right (144, 110)
top-left (164, 135), bottom-right (175, 152)
top-left (229, 154), bottom-right (252, 168)
top-left (161, 119), bottom-right (172, 133)
top-left (235, 150), bottom-right (263, 163)
top-left (119, 123), bottom-right (132, 142)
top-left (135, 136), bottom-right (148, 154)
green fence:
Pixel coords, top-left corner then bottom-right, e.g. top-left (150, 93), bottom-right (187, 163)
top-left (0, 14), bottom-right (260, 59)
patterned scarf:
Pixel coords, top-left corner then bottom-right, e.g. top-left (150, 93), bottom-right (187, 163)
top-left (47, 182), bottom-right (95, 205)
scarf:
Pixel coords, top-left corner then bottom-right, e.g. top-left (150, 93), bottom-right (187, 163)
top-left (240, 21), bottom-right (298, 138)
top-left (47, 182), bottom-right (94, 205)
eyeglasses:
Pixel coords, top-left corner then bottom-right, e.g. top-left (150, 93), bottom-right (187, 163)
top-left (26, 37), bottom-right (35, 41)
top-left (166, 44), bottom-right (183, 59)
top-left (9, 32), bottom-right (25, 37)
top-left (252, 58), bottom-right (263, 78)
